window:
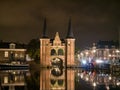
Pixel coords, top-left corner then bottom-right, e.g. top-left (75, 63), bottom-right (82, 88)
top-left (51, 49), bottom-right (56, 55)
top-left (58, 49), bottom-right (64, 55)
top-left (58, 79), bottom-right (64, 86)
top-left (4, 76), bottom-right (8, 83)
top-left (9, 43), bottom-right (15, 49)
top-left (4, 51), bottom-right (8, 57)
top-left (20, 53), bottom-right (24, 58)
top-left (15, 53), bottom-right (18, 57)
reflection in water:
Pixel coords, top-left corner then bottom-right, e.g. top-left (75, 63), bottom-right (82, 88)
top-left (75, 69), bottom-right (120, 90)
top-left (0, 70), bottom-right (29, 90)
top-left (40, 67), bottom-right (75, 90)
top-left (0, 68), bottom-right (120, 90)
top-left (40, 68), bottom-right (120, 90)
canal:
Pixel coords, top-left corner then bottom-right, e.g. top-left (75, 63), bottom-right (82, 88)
top-left (0, 68), bottom-right (120, 90)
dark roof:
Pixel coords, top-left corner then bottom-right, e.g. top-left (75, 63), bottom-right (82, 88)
top-left (96, 40), bottom-right (119, 48)
top-left (66, 18), bottom-right (74, 38)
top-left (42, 18), bottom-right (48, 38)
top-left (0, 42), bottom-right (27, 49)
top-left (0, 42), bottom-right (9, 48)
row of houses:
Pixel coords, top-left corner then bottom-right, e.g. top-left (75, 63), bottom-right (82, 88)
top-left (77, 40), bottom-right (120, 67)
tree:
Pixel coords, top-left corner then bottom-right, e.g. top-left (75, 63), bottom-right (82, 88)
top-left (27, 38), bottom-right (40, 63)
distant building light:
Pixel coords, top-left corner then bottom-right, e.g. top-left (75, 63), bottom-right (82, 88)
top-left (93, 82), bottom-right (96, 87)
top-left (109, 76), bottom-right (112, 80)
top-left (116, 49), bottom-right (120, 53)
top-left (92, 50), bottom-right (96, 53)
top-left (80, 53), bottom-right (83, 56)
top-left (96, 59), bottom-right (103, 63)
top-left (82, 60), bottom-right (87, 64)
top-left (108, 54), bottom-right (111, 57)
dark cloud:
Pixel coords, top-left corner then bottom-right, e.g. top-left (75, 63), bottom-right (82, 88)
top-left (0, 0), bottom-right (120, 49)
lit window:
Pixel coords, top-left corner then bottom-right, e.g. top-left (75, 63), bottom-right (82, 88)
top-left (15, 53), bottom-right (18, 57)
top-left (4, 76), bottom-right (8, 83)
top-left (4, 51), bottom-right (8, 57)
top-left (15, 76), bottom-right (19, 82)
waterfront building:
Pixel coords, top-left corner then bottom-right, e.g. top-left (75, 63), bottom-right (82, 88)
top-left (0, 42), bottom-right (26, 64)
top-left (78, 42), bottom-right (120, 67)
top-left (40, 19), bottom-right (75, 67)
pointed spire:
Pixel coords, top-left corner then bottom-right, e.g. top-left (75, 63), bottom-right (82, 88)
top-left (42, 18), bottom-right (48, 38)
top-left (53, 32), bottom-right (61, 45)
top-left (54, 32), bottom-right (61, 41)
top-left (66, 18), bottom-right (74, 38)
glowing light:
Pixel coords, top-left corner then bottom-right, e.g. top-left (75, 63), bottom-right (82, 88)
top-left (117, 82), bottom-right (120, 86)
top-left (85, 51), bottom-right (88, 55)
top-left (92, 50), bottom-right (96, 53)
top-left (4, 77), bottom-right (8, 84)
top-left (82, 60), bottom-right (87, 64)
top-left (106, 85), bottom-right (110, 90)
top-left (96, 59), bottom-right (103, 63)
top-left (93, 82), bottom-right (96, 87)
top-left (77, 73), bottom-right (80, 76)
top-left (116, 49), bottom-right (120, 53)
top-left (13, 71), bottom-right (16, 74)
top-left (109, 76), bottom-right (112, 80)
top-left (86, 77), bottom-right (89, 81)
top-left (108, 54), bottom-right (111, 57)
top-left (80, 53), bottom-right (83, 56)
top-left (80, 74), bottom-right (83, 78)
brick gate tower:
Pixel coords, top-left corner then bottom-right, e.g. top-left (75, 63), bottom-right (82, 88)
top-left (40, 19), bottom-right (75, 67)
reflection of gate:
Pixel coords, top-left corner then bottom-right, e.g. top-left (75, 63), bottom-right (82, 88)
top-left (51, 58), bottom-right (63, 67)
top-left (51, 68), bottom-right (63, 77)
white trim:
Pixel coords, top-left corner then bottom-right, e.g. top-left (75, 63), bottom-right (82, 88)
top-left (0, 49), bottom-right (26, 51)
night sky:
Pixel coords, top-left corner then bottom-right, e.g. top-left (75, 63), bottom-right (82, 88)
top-left (0, 0), bottom-right (120, 49)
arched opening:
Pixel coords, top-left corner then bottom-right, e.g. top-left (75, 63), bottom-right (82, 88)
top-left (50, 79), bottom-right (56, 86)
top-left (51, 49), bottom-right (56, 56)
top-left (51, 68), bottom-right (63, 77)
top-left (51, 57), bottom-right (63, 67)
top-left (58, 49), bottom-right (64, 55)
top-left (58, 79), bottom-right (64, 86)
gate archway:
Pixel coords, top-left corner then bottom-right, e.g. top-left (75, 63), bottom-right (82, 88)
top-left (51, 57), bottom-right (63, 67)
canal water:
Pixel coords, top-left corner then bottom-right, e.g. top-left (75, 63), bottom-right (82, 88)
top-left (0, 68), bottom-right (120, 90)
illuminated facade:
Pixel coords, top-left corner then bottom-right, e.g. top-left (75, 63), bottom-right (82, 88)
top-left (0, 43), bottom-right (26, 63)
top-left (78, 43), bottom-right (120, 66)
top-left (40, 19), bottom-right (75, 67)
